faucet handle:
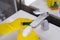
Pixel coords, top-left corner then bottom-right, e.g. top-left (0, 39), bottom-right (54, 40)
top-left (33, 9), bottom-right (48, 15)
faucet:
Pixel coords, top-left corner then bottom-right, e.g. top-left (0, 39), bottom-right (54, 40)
top-left (33, 9), bottom-right (49, 31)
top-left (23, 9), bottom-right (49, 37)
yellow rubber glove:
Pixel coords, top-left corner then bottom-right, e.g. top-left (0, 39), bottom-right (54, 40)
top-left (0, 18), bottom-right (32, 34)
top-left (0, 18), bottom-right (40, 40)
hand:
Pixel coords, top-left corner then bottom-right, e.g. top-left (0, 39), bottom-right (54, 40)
top-left (0, 18), bottom-right (32, 34)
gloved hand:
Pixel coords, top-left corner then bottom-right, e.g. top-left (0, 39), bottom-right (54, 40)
top-left (0, 18), bottom-right (32, 34)
top-left (0, 18), bottom-right (41, 40)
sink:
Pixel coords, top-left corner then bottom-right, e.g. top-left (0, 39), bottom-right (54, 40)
top-left (0, 10), bottom-right (60, 40)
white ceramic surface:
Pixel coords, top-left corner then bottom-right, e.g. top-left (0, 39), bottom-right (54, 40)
top-left (0, 10), bottom-right (60, 40)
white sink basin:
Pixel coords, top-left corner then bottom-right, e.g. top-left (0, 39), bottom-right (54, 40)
top-left (0, 10), bottom-right (60, 40)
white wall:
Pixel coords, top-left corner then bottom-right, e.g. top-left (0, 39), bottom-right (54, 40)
top-left (25, 0), bottom-right (36, 6)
